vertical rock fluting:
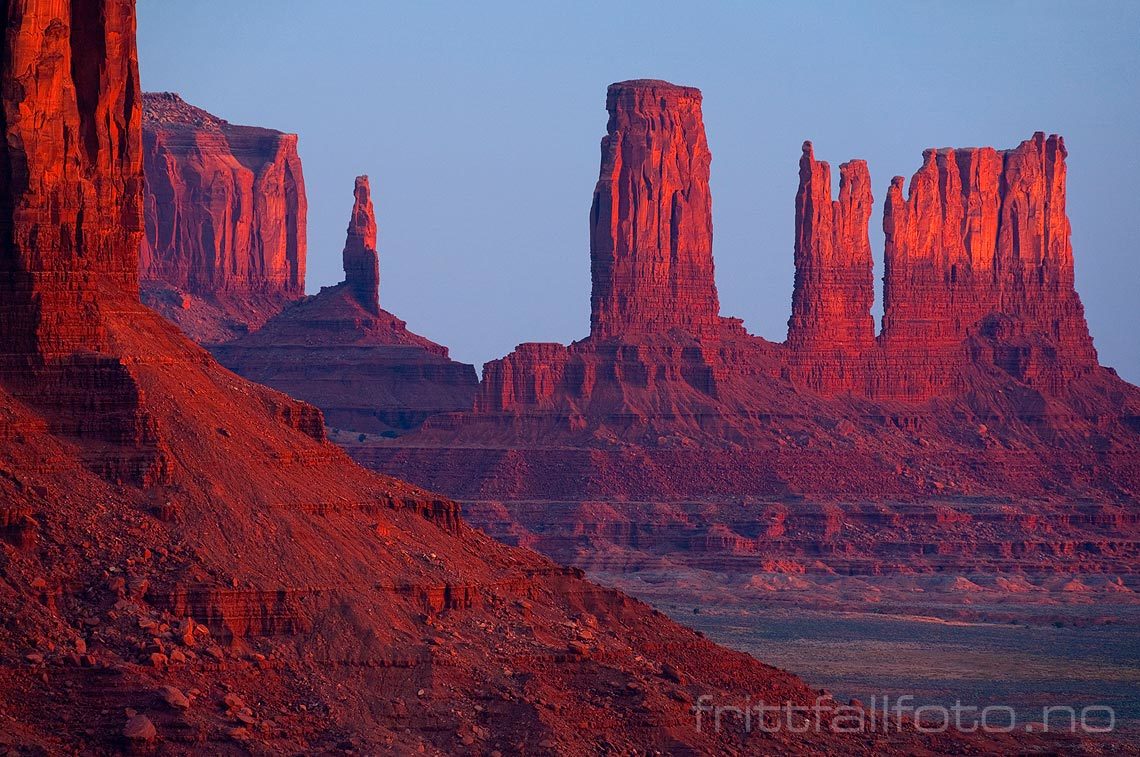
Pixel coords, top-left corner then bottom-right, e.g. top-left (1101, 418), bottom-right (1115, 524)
top-left (139, 92), bottom-right (306, 342)
top-left (342, 175), bottom-right (380, 315)
top-left (788, 142), bottom-right (875, 349)
top-left (786, 142), bottom-right (875, 393)
top-left (0, 0), bottom-right (168, 485)
top-left (0, 0), bottom-right (143, 361)
top-left (879, 133), bottom-right (1097, 398)
top-left (140, 92), bottom-right (306, 298)
top-left (470, 80), bottom-right (738, 415)
top-left (589, 80), bottom-right (722, 339)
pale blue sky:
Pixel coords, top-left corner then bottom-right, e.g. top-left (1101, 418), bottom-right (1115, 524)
top-left (138, 1), bottom-right (1140, 382)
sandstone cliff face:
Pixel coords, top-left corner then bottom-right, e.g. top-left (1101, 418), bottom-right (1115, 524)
top-left (785, 142), bottom-right (876, 393)
top-left (788, 142), bottom-right (875, 351)
top-left (213, 177), bottom-right (478, 434)
top-left (589, 80), bottom-right (724, 338)
top-left (474, 336), bottom-right (774, 420)
top-left (878, 134), bottom-right (1098, 398)
top-left (140, 92), bottom-right (307, 341)
top-left (0, 0), bottom-right (142, 360)
top-left (0, 0), bottom-right (168, 486)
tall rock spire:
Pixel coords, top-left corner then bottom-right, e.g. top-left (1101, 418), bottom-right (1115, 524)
top-left (787, 141), bottom-right (875, 350)
top-left (343, 175), bottom-right (380, 315)
top-left (588, 80), bottom-right (721, 338)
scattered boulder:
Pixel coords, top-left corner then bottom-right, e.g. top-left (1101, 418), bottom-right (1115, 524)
top-left (159, 686), bottom-right (190, 710)
top-left (660, 663), bottom-right (684, 684)
top-left (122, 714), bottom-right (157, 743)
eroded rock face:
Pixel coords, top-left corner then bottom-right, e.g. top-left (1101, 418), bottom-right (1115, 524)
top-left (589, 80), bottom-right (724, 338)
top-left (0, 0), bottom-right (168, 486)
top-left (0, 0), bottom-right (143, 360)
top-left (140, 92), bottom-right (307, 341)
top-left (788, 142), bottom-right (875, 351)
top-left (474, 81), bottom-right (750, 418)
top-left (879, 134), bottom-right (1098, 398)
top-left (785, 142), bottom-right (876, 393)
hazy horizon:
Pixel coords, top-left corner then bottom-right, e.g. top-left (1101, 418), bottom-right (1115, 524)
top-left (138, 1), bottom-right (1140, 382)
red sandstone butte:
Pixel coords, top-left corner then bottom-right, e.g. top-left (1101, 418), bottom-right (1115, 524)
top-left (590, 80), bottom-right (727, 338)
top-left (784, 141), bottom-right (876, 392)
top-left (879, 134), bottom-right (1098, 398)
top-left (0, 0), bottom-right (141, 360)
top-left (3, 6), bottom-right (980, 753)
top-left (213, 176), bottom-right (478, 434)
top-left (140, 92), bottom-right (307, 342)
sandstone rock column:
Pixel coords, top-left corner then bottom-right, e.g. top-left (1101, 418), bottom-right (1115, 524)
top-left (787, 142), bottom-right (875, 350)
top-left (0, 0), bottom-right (172, 485)
top-left (880, 146), bottom-right (1001, 348)
top-left (589, 80), bottom-right (721, 339)
top-left (995, 133), bottom-right (1095, 365)
top-left (342, 175), bottom-right (380, 315)
top-left (879, 134), bottom-right (1097, 397)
